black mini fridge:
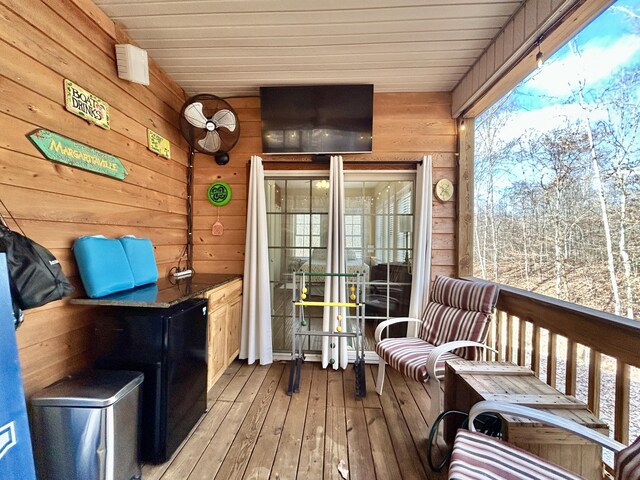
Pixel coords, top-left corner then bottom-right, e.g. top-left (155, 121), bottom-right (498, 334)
top-left (95, 298), bottom-right (208, 464)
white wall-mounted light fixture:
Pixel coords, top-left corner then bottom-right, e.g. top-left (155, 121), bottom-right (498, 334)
top-left (115, 44), bottom-right (149, 85)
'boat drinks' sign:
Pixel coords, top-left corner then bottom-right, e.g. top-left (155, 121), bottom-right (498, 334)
top-left (147, 129), bottom-right (171, 159)
top-left (64, 79), bottom-right (110, 129)
top-left (28, 129), bottom-right (128, 180)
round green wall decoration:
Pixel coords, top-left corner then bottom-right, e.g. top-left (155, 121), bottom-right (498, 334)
top-left (207, 181), bottom-right (232, 207)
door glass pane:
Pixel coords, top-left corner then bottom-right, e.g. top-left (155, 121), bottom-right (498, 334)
top-left (344, 179), bottom-right (414, 350)
top-left (266, 175), bottom-right (414, 354)
top-left (267, 178), bottom-right (329, 353)
top-left (265, 179), bottom-right (285, 213)
top-left (286, 180), bottom-right (311, 212)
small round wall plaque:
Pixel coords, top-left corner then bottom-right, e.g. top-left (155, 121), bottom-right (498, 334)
top-left (435, 178), bottom-right (454, 202)
top-left (207, 181), bottom-right (232, 207)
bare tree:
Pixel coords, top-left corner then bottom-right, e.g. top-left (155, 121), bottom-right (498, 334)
top-left (596, 69), bottom-right (640, 318)
top-left (570, 40), bottom-right (622, 315)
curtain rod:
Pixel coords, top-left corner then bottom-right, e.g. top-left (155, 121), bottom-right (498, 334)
top-left (344, 160), bottom-right (422, 165)
top-left (257, 159), bottom-right (423, 165)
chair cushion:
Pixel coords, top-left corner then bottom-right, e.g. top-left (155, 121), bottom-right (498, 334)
top-left (430, 275), bottom-right (498, 313)
top-left (419, 276), bottom-right (497, 360)
top-left (375, 337), bottom-right (461, 383)
top-left (449, 429), bottom-right (583, 480)
top-left (616, 435), bottom-right (640, 480)
top-left (419, 303), bottom-right (489, 360)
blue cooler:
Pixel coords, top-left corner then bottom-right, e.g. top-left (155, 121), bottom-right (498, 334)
top-left (0, 253), bottom-right (37, 480)
top-left (73, 236), bottom-right (135, 298)
top-left (119, 236), bottom-right (158, 287)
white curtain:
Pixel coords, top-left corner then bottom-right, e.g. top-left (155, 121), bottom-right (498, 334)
top-left (408, 155), bottom-right (433, 337)
top-left (322, 155), bottom-right (348, 369)
top-left (240, 155), bottom-right (273, 364)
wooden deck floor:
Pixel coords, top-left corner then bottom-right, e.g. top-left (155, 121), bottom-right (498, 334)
top-left (142, 360), bottom-right (445, 480)
top-left (142, 361), bottom-right (442, 480)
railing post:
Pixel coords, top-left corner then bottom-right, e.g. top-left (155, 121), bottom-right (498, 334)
top-left (615, 362), bottom-right (630, 445)
top-left (506, 314), bottom-right (515, 363)
top-left (487, 312), bottom-right (496, 361)
top-left (532, 325), bottom-right (541, 377)
top-left (496, 311), bottom-right (505, 362)
top-left (547, 333), bottom-right (557, 389)
top-left (566, 340), bottom-right (577, 397)
top-left (517, 319), bottom-right (526, 366)
top-left (588, 350), bottom-right (601, 416)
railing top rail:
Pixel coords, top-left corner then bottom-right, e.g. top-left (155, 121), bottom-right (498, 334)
top-left (464, 277), bottom-right (640, 369)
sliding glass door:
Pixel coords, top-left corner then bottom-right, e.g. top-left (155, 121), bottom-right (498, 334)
top-left (344, 175), bottom-right (414, 351)
top-left (266, 172), bottom-right (415, 357)
top-left (266, 176), bottom-right (329, 353)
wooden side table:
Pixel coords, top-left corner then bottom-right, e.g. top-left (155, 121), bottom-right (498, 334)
top-left (444, 360), bottom-right (609, 480)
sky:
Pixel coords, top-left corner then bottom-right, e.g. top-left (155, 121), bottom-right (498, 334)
top-left (483, 0), bottom-right (640, 145)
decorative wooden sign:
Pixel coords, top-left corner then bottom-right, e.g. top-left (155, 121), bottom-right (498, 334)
top-left (28, 129), bottom-right (128, 180)
top-left (207, 182), bottom-right (232, 207)
top-left (147, 129), bottom-right (171, 159)
top-left (64, 79), bottom-right (110, 129)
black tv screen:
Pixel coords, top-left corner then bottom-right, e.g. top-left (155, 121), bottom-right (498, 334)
top-left (260, 85), bottom-right (373, 154)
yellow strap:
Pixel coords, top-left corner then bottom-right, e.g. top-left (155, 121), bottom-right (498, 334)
top-left (294, 301), bottom-right (361, 307)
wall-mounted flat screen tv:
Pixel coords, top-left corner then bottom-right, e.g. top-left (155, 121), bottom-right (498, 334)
top-left (260, 84), bottom-right (373, 154)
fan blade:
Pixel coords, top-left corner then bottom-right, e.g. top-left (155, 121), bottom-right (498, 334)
top-left (198, 130), bottom-right (221, 153)
top-left (212, 109), bottom-right (237, 132)
top-left (184, 102), bottom-right (208, 129)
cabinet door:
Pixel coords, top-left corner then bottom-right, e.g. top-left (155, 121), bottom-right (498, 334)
top-left (208, 305), bottom-right (228, 391)
top-left (226, 296), bottom-right (242, 363)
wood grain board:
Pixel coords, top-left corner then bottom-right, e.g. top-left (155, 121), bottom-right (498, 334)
top-left (193, 93), bottom-right (457, 277)
top-left (1, 0), bottom-right (188, 397)
top-left (148, 360), bottom-right (435, 480)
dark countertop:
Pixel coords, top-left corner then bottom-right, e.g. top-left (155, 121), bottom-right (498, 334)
top-left (70, 273), bottom-right (242, 308)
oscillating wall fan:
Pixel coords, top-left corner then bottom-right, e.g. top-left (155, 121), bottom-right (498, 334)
top-left (179, 94), bottom-right (240, 165)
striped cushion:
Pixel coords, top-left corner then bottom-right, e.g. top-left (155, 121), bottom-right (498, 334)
top-left (419, 276), bottom-right (497, 360)
top-left (616, 435), bottom-right (640, 480)
top-left (419, 303), bottom-right (489, 360)
top-left (449, 430), bottom-right (582, 480)
top-left (375, 337), bottom-right (461, 382)
top-left (430, 275), bottom-right (498, 313)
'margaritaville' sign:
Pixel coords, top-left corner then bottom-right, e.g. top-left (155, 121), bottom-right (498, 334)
top-left (28, 129), bottom-right (128, 180)
top-left (64, 79), bottom-right (110, 129)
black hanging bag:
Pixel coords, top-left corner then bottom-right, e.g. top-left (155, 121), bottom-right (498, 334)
top-left (0, 223), bottom-right (74, 314)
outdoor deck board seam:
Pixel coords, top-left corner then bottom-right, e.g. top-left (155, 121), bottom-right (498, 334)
top-left (214, 363), bottom-right (286, 480)
top-left (159, 361), bottom-right (439, 480)
top-left (270, 363), bottom-right (313, 479)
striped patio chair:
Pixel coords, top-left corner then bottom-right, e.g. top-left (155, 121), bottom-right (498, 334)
top-left (374, 275), bottom-right (498, 427)
top-left (449, 401), bottom-right (640, 480)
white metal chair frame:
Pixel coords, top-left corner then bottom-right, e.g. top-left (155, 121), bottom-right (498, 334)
top-left (374, 317), bottom-right (497, 427)
top-left (457, 401), bottom-right (628, 479)
top-left (468, 401), bottom-right (625, 453)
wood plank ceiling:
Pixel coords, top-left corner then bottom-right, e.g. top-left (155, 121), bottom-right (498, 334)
top-left (93, 0), bottom-right (524, 98)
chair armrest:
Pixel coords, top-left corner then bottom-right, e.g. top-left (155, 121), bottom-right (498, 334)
top-left (468, 400), bottom-right (625, 454)
top-left (374, 317), bottom-right (422, 342)
top-left (425, 341), bottom-right (497, 381)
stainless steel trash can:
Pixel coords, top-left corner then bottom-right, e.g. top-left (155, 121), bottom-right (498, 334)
top-left (30, 370), bottom-right (143, 480)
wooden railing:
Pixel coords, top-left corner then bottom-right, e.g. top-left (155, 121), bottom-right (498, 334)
top-left (471, 279), bottom-right (639, 449)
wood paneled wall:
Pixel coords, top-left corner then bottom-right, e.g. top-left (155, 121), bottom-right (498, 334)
top-left (0, 0), bottom-right (188, 397)
top-left (193, 92), bottom-right (457, 280)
